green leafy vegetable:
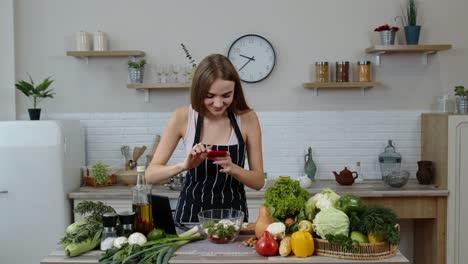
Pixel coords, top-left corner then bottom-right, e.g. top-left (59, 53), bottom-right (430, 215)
top-left (91, 162), bottom-right (107, 184)
top-left (264, 176), bottom-right (310, 221)
top-left (325, 234), bottom-right (359, 252)
top-left (312, 207), bottom-right (350, 239)
top-left (357, 205), bottom-right (400, 245)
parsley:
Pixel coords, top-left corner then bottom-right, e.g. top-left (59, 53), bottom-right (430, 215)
top-left (357, 205), bottom-right (400, 245)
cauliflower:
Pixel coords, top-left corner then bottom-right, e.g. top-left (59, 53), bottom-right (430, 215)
top-left (310, 188), bottom-right (340, 210)
top-left (128, 232), bottom-right (147, 245)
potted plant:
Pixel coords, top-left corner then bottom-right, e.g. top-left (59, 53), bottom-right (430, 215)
top-left (15, 74), bottom-right (55, 120)
top-left (128, 59), bottom-right (146, 83)
top-left (397, 0), bottom-right (421, 45)
top-left (374, 24), bottom-right (399, 45)
top-left (454, 86), bottom-right (468, 114)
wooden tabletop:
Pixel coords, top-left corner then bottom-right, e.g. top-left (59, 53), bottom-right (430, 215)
top-left (41, 236), bottom-right (409, 264)
top-left (69, 179), bottom-right (448, 200)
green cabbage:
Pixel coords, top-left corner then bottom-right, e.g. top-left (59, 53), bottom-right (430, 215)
top-left (312, 207), bottom-right (350, 239)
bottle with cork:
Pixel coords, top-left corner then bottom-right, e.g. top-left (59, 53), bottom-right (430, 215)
top-left (354, 161), bottom-right (363, 183)
top-left (132, 165), bottom-right (153, 236)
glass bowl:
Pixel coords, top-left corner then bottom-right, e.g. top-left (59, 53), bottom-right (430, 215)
top-left (198, 209), bottom-right (244, 244)
top-left (383, 170), bottom-right (410, 188)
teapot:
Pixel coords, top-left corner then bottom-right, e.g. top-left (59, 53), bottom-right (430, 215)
top-left (333, 167), bottom-right (358, 186)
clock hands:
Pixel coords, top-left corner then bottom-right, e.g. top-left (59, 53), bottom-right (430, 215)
top-left (239, 54), bottom-right (255, 61)
top-left (238, 55), bottom-right (255, 72)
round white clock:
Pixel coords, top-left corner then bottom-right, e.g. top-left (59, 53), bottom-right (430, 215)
top-left (227, 34), bottom-right (276, 83)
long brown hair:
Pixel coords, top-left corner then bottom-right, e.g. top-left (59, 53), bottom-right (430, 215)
top-left (191, 54), bottom-right (251, 115)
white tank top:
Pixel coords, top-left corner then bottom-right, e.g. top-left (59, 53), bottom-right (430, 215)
top-left (183, 105), bottom-right (240, 155)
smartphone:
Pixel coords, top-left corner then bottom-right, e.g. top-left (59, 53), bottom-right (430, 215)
top-left (206, 150), bottom-right (228, 159)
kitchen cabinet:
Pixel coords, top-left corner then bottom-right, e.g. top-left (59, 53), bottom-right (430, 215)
top-left (365, 44), bottom-right (452, 65)
top-left (421, 113), bottom-right (468, 264)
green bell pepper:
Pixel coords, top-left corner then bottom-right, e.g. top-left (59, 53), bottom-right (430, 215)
top-left (334, 195), bottom-right (364, 214)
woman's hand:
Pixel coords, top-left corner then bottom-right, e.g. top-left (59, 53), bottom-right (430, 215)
top-left (182, 143), bottom-right (211, 170)
top-left (213, 152), bottom-right (238, 174)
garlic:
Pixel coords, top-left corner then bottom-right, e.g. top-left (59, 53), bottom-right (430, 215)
top-left (113, 236), bottom-right (128, 249)
top-left (128, 232), bottom-right (147, 245)
top-left (266, 222), bottom-right (286, 240)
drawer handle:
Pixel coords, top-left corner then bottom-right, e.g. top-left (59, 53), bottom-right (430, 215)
top-left (0, 189), bottom-right (8, 194)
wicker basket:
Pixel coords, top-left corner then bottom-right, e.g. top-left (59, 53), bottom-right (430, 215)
top-left (83, 175), bottom-right (117, 187)
top-left (314, 225), bottom-right (399, 260)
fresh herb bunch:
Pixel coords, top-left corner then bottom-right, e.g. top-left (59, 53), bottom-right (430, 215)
top-left (91, 162), bottom-right (107, 184)
top-left (15, 74), bottom-right (55, 109)
top-left (264, 176), bottom-right (310, 221)
top-left (325, 234), bottom-right (359, 252)
top-left (204, 220), bottom-right (237, 239)
top-left (357, 205), bottom-right (400, 245)
top-left (127, 59), bottom-right (147, 69)
top-left (180, 43), bottom-right (196, 67)
top-left (60, 201), bottom-right (115, 256)
top-left (454, 86), bottom-right (468, 97)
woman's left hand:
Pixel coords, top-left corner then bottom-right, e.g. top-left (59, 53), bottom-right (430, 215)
top-left (213, 152), bottom-right (238, 174)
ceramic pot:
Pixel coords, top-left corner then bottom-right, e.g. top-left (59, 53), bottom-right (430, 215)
top-left (416, 160), bottom-right (434, 185)
top-left (28, 109), bottom-right (41, 120)
top-left (404, 26), bottom-right (421, 45)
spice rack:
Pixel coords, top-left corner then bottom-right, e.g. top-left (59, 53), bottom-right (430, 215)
top-left (365, 45), bottom-right (452, 66)
top-left (303, 82), bottom-right (382, 96)
top-left (127, 83), bottom-right (191, 102)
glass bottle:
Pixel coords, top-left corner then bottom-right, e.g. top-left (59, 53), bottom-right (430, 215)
top-left (304, 146), bottom-right (317, 181)
top-left (378, 140), bottom-right (402, 181)
top-left (101, 213), bottom-right (118, 250)
top-left (132, 165), bottom-right (153, 236)
top-left (357, 61), bottom-right (371, 82)
top-left (354, 161), bottom-right (363, 183)
top-left (118, 211), bottom-right (135, 237)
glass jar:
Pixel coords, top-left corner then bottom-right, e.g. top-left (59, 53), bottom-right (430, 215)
top-left (335, 61), bottom-right (349, 82)
top-left (357, 61), bottom-right (371, 82)
top-left (101, 213), bottom-right (118, 250)
top-left (315, 62), bottom-right (329, 82)
top-left (378, 140), bottom-right (402, 181)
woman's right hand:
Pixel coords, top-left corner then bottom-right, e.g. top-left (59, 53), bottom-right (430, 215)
top-left (182, 143), bottom-right (211, 170)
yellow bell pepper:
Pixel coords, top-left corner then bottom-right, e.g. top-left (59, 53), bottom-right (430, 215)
top-left (368, 231), bottom-right (385, 243)
top-left (290, 230), bottom-right (314, 257)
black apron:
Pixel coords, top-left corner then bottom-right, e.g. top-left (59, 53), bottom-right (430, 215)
top-left (174, 110), bottom-right (248, 223)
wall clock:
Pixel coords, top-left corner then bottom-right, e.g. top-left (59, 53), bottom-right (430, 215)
top-left (227, 34), bottom-right (276, 83)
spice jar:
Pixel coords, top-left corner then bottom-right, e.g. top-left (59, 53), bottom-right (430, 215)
top-left (357, 61), bottom-right (371, 82)
top-left (315, 62), bottom-right (329, 83)
top-left (335, 61), bottom-right (349, 82)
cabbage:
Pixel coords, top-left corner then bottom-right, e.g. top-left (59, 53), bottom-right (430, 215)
top-left (310, 188), bottom-right (340, 209)
top-left (312, 207), bottom-right (350, 239)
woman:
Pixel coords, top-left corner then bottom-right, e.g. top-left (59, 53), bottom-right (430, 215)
top-left (146, 54), bottom-right (264, 223)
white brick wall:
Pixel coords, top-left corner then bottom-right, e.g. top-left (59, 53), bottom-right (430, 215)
top-left (43, 111), bottom-right (421, 180)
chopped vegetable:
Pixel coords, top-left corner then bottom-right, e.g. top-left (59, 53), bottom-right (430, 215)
top-left (264, 176), bottom-right (310, 221)
top-left (203, 219), bottom-right (239, 243)
top-left (312, 207), bottom-right (350, 239)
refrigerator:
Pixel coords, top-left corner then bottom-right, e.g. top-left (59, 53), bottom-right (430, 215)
top-left (0, 120), bottom-right (85, 264)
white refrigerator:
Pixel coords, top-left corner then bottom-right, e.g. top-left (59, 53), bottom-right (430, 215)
top-left (0, 120), bottom-right (85, 264)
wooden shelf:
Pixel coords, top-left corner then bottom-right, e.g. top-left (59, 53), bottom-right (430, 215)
top-left (66, 50), bottom-right (145, 57)
top-left (365, 45), bottom-right (452, 65)
top-left (303, 81), bottom-right (382, 96)
top-left (365, 44), bottom-right (452, 54)
top-left (126, 83), bottom-right (191, 89)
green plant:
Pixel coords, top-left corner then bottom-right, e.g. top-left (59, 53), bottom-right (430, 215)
top-left (180, 43), bottom-right (196, 67)
top-left (91, 162), bottom-right (107, 184)
top-left (15, 74), bottom-right (55, 109)
top-left (399, 0), bottom-right (418, 26)
top-left (454, 86), bottom-right (468, 97)
top-left (127, 59), bottom-right (147, 69)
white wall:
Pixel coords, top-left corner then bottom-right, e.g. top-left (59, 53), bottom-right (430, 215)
top-left (12, 0), bottom-right (468, 115)
top-left (0, 0), bottom-right (15, 120)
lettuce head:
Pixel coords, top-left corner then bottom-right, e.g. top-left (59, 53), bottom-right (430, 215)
top-left (312, 207), bottom-right (350, 239)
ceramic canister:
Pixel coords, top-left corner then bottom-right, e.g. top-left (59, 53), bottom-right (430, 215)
top-left (75, 31), bottom-right (91, 51)
top-left (93, 31), bottom-right (108, 51)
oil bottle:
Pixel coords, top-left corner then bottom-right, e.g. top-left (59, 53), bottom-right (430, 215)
top-left (132, 165), bottom-right (153, 236)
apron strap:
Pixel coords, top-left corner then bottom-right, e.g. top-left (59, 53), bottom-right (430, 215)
top-left (194, 110), bottom-right (245, 147)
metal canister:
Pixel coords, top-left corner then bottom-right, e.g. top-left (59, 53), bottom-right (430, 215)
top-left (357, 61), bottom-right (371, 82)
top-left (335, 61), bottom-right (349, 82)
top-left (315, 62), bottom-right (329, 83)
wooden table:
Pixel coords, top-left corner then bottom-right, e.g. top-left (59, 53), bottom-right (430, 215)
top-left (41, 236), bottom-right (410, 264)
top-left (69, 180), bottom-right (448, 264)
